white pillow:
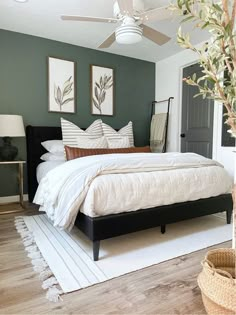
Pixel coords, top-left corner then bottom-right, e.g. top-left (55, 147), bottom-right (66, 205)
top-left (40, 152), bottom-right (65, 161)
top-left (102, 121), bottom-right (134, 146)
top-left (106, 136), bottom-right (130, 148)
top-left (61, 118), bottom-right (103, 148)
top-left (41, 140), bottom-right (64, 153)
top-left (76, 136), bottom-right (108, 149)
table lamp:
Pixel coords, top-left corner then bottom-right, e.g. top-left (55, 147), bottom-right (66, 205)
top-left (0, 115), bottom-right (25, 161)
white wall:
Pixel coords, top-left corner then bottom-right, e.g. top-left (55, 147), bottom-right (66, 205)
top-left (213, 104), bottom-right (235, 177)
top-left (155, 48), bottom-right (235, 178)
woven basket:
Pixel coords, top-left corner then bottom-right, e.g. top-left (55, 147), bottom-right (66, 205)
top-left (198, 248), bottom-right (236, 315)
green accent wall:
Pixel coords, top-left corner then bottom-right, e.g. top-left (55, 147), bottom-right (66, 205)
top-left (0, 29), bottom-right (155, 197)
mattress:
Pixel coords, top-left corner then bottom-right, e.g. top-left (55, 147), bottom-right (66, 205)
top-left (36, 161), bottom-right (65, 183)
top-left (80, 165), bottom-right (231, 217)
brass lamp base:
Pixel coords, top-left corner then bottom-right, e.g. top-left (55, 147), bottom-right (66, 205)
top-left (0, 137), bottom-right (18, 161)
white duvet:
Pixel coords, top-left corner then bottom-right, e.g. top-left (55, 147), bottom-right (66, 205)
top-left (34, 152), bottom-right (232, 230)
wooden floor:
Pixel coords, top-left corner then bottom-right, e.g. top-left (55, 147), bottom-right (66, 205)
top-left (0, 203), bottom-right (231, 315)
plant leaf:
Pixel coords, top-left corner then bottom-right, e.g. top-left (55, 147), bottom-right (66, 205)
top-left (181, 15), bottom-right (194, 23)
top-left (62, 97), bottom-right (74, 105)
top-left (101, 90), bottom-right (106, 103)
top-left (63, 76), bottom-right (72, 89)
top-left (57, 87), bottom-right (62, 105)
top-left (95, 86), bottom-right (99, 101)
top-left (54, 84), bottom-right (59, 105)
top-left (63, 82), bottom-right (73, 96)
top-left (105, 82), bottom-right (113, 89)
top-left (92, 97), bottom-right (100, 110)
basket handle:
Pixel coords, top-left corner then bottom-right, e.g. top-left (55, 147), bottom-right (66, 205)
top-left (201, 259), bottom-right (215, 269)
top-left (202, 259), bottom-right (236, 285)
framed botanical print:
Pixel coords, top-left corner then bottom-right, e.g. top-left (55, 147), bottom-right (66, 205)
top-left (90, 65), bottom-right (114, 116)
top-left (48, 56), bottom-right (76, 113)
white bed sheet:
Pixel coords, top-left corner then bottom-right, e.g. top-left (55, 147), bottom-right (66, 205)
top-left (36, 161), bottom-right (65, 183)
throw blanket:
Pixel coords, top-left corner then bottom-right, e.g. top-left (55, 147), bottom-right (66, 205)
top-left (150, 113), bottom-right (167, 153)
top-left (34, 152), bottom-right (224, 230)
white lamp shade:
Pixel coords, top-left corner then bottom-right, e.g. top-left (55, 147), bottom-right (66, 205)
top-left (0, 115), bottom-right (25, 137)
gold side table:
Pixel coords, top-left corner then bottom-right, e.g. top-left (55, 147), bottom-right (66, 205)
top-left (0, 160), bottom-right (26, 214)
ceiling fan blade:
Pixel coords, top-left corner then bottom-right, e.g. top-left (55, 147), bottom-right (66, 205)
top-left (141, 24), bottom-right (171, 46)
top-left (61, 15), bottom-right (118, 23)
top-left (98, 32), bottom-right (116, 49)
top-left (138, 6), bottom-right (173, 22)
top-left (117, 0), bottom-right (133, 15)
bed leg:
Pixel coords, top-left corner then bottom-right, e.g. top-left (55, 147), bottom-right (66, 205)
top-left (161, 225), bottom-right (166, 234)
top-left (93, 241), bottom-right (100, 261)
top-left (226, 209), bottom-right (232, 224)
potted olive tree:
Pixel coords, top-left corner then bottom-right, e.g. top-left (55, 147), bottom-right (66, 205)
top-left (171, 0), bottom-right (236, 238)
top-left (170, 1), bottom-right (236, 313)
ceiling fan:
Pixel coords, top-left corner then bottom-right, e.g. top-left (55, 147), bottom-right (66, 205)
top-left (61, 0), bottom-right (173, 48)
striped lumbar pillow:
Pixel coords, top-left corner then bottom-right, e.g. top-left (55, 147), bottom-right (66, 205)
top-left (65, 146), bottom-right (151, 160)
top-left (61, 118), bottom-right (103, 148)
top-left (102, 121), bottom-right (134, 146)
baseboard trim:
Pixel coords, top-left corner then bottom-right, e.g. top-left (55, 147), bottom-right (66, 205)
top-left (0, 194), bottom-right (28, 204)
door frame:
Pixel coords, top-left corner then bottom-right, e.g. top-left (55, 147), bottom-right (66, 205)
top-left (179, 60), bottom-right (217, 158)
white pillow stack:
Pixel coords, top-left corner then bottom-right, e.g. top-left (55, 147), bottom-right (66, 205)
top-left (61, 118), bottom-right (134, 149)
top-left (40, 119), bottom-right (135, 161)
top-left (41, 140), bottom-right (64, 153)
top-left (41, 140), bottom-right (65, 161)
top-left (40, 152), bottom-right (65, 161)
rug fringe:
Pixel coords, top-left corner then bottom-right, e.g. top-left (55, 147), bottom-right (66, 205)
top-left (34, 265), bottom-right (47, 273)
top-left (42, 276), bottom-right (58, 289)
top-left (15, 216), bottom-right (63, 302)
top-left (28, 251), bottom-right (41, 259)
top-left (26, 245), bottom-right (38, 253)
top-left (39, 269), bottom-right (54, 281)
top-left (46, 287), bottom-right (64, 302)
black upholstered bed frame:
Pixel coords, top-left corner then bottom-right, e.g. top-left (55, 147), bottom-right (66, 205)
top-left (26, 125), bottom-right (233, 261)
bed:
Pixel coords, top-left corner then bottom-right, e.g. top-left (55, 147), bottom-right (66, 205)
top-left (26, 125), bottom-right (233, 261)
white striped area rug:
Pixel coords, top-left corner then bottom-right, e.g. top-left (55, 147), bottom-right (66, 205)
top-left (16, 214), bottom-right (232, 301)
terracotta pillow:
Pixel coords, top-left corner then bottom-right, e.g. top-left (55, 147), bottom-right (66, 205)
top-left (65, 146), bottom-right (151, 161)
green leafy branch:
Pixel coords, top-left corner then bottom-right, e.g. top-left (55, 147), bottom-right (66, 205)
top-left (170, 0), bottom-right (236, 135)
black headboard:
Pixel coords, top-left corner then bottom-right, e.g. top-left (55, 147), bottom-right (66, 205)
top-left (26, 126), bottom-right (62, 202)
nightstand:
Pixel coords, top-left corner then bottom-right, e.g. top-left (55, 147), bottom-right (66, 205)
top-left (0, 160), bottom-right (26, 213)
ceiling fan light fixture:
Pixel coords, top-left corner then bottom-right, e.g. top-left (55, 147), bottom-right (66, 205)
top-left (115, 24), bottom-right (143, 44)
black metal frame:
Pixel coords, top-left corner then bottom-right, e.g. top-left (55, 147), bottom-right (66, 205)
top-left (26, 125), bottom-right (233, 261)
top-left (151, 97), bottom-right (174, 153)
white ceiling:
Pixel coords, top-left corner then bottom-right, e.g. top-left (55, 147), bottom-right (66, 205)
top-left (0, 0), bottom-right (210, 62)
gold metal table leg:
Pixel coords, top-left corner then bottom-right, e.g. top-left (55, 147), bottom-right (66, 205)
top-left (18, 163), bottom-right (24, 208)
